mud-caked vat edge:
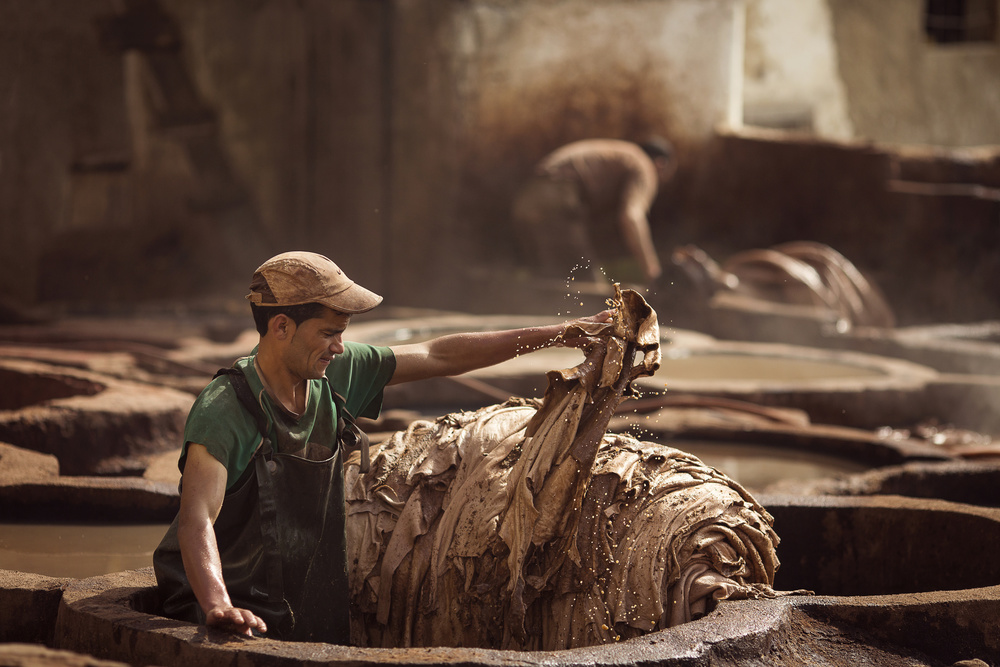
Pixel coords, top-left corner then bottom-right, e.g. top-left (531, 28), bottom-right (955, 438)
top-left (796, 588), bottom-right (1000, 665)
top-left (52, 564), bottom-right (1000, 667)
top-left (0, 569), bottom-right (69, 645)
top-left (52, 567), bottom-right (804, 667)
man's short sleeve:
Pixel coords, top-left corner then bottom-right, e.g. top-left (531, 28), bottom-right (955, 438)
top-left (325, 341), bottom-right (396, 419)
top-left (180, 375), bottom-right (261, 487)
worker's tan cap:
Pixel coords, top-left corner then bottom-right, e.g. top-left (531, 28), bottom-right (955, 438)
top-left (246, 251), bottom-right (383, 314)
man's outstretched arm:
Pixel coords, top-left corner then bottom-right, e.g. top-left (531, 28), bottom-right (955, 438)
top-left (177, 444), bottom-right (267, 637)
top-left (387, 311), bottom-right (612, 385)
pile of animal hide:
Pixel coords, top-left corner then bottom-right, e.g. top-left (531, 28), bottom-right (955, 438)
top-left (345, 287), bottom-right (782, 650)
top-left (672, 241), bottom-right (896, 330)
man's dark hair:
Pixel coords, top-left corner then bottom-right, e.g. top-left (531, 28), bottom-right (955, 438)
top-left (639, 136), bottom-right (674, 162)
top-left (251, 302), bottom-right (329, 336)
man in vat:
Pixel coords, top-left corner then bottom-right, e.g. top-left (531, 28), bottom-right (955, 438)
top-left (511, 137), bottom-right (676, 285)
top-left (153, 250), bottom-right (607, 643)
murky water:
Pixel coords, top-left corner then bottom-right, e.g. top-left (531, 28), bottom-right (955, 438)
top-left (660, 352), bottom-right (886, 381)
top-left (363, 324), bottom-right (889, 383)
top-left (677, 440), bottom-right (867, 492)
top-left (0, 523), bottom-right (167, 578)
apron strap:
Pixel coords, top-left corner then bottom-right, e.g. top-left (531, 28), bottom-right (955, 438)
top-left (214, 367), bottom-right (273, 457)
top-left (214, 367), bottom-right (289, 630)
top-left (333, 391), bottom-right (371, 474)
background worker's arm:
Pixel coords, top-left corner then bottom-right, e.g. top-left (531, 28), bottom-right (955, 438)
top-left (387, 312), bottom-right (611, 385)
top-left (619, 201), bottom-right (662, 284)
top-left (177, 444), bottom-right (267, 637)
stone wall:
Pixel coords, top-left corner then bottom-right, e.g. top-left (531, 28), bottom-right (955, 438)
top-left (3, 0), bottom-right (996, 321)
top-left (0, 0), bottom-right (740, 313)
top-left (0, 1), bottom-right (130, 306)
top-left (829, 0), bottom-right (1000, 147)
top-left (743, 0), bottom-right (854, 139)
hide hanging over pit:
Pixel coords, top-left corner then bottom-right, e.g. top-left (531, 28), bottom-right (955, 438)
top-left (345, 287), bottom-right (783, 649)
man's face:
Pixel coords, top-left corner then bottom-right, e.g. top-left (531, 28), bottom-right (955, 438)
top-left (283, 307), bottom-right (352, 381)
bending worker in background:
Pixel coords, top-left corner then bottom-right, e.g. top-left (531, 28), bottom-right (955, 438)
top-left (153, 250), bottom-right (608, 644)
top-left (512, 137), bottom-right (676, 285)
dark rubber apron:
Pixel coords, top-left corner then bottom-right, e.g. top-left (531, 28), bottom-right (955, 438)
top-left (154, 368), bottom-right (369, 644)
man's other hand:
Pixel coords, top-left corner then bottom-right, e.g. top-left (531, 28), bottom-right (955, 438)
top-left (205, 605), bottom-right (268, 637)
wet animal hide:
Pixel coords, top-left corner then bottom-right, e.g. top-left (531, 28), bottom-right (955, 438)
top-left (344, 287), bottom-right (781, 649)
top-left (673, 241), bottom-right (896, 330)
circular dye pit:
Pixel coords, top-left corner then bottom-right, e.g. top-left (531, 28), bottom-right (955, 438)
top-left (670, 440), bottom-right (868, 493)
top-left (0, 365), bottom-right (103, 411)
top-left (0, 358), bottom-right (192, 475)
top-left (45, 497), bottom-right (1000, 667)
top-left (639, 340), bottom-right (941, 432)
top-left (0, 523), bottom-right (167, 579)
top-left (658, 351), bottom-right (887, 382)
top-left (650, 340), bottom-right (937, 392)
top-left (764, 495), bottom-right (1000, 597)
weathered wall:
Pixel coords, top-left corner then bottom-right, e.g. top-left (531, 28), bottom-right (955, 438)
top-left (13, 1), bottom-right (995, 323)
top-left (0, 0), bottom-right (743, 312)
top-left (160, 0), bottom-right (392, 296)
top-left (4, 1), bottom-right (297, 305)
top-left (828, 0), bottom-right (1000, 147)
top-left (463, 0), bottom-right (742, 149)
top-left (743, 0), bottom-right (853, 139)
top-left (742, 0), bottom-right (1000, 148)
top-left (1, 1), bottom-right (392, 307)
top-left (0, 1), bottom-right (130, 305)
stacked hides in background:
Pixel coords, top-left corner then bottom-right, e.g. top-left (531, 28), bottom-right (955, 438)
top-left (345, 287), bottom-right (782, 649)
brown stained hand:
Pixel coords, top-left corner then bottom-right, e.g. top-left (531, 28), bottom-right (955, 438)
top-left (205, 605), bottom-right (268, 637)
top-left (580, 309), bottom-right (615, 325)
top-left (554, 309), bottom-right (615, 349)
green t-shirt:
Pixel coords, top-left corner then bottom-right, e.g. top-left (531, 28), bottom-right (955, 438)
top-left (181, 341), bottom-right (396, 489)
